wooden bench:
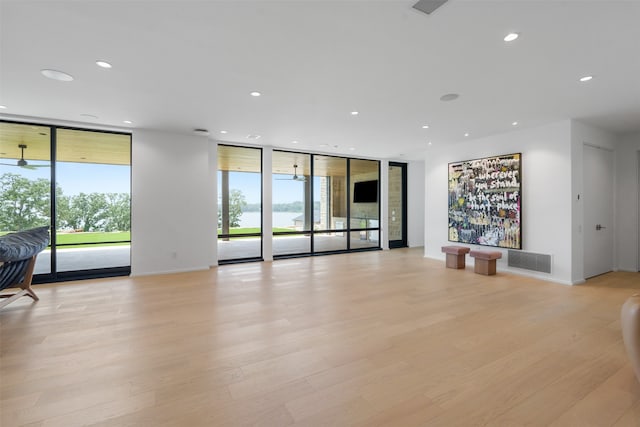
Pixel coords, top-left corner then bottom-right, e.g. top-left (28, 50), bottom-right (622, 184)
top-left (469, 250), bottom-right (502, 275)
top-left (441, 246), bottom-right (471, 269)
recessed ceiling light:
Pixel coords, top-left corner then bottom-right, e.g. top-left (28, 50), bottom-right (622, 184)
top-left (504, 32), bottom-right (519, 42)
top-left (440, 93), bottom-right (459, 102)
top-left (579, 75), bottom-right (594, 82)
top-left (250, 91), bottom-right (261, 97)
top-left (319, 143), bottom-right (329, 147)
top-left (351, 111), bottom-right (359, 115)
top-left (41, 69), bottom-right (74, 82)
top-left (464, 132), bottom-right (470, 137)
top-left (349, 147), bottom-right (355, 151)
top-left (80, 114), bottom-right (98, 119)
top-left (96, 60), bottom-right (112, 69)
top-left (123, 120), bottom-right (133, 124)
top-left (422, 125), bottom-right (429, 129)
top-left (428, 142), bottom-right (432, 146)
top-left (512, 121), bottom-right (518, 126)
top-left (220, 130), bottom-right (228, 134)
top-left (247, 134), bottom-right (261, 140)
top-left (291, 140), bottom-right (299, 144)
top-left (0, 105), bottom-right (6, 109)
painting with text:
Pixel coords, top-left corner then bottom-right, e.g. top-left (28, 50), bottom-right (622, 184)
top-left (448, 153), bottom-right (521, 249)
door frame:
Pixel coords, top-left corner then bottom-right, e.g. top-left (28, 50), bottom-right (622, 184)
top-left (583, 143), bottom-right (615, 279)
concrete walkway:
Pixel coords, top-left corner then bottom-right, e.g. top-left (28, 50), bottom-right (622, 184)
top-left (34, 246), bottom-right (131, 275)
top-left (32, 234), bottom-right (379, 274)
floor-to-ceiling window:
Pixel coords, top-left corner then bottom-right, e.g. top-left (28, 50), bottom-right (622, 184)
top-left (272, 151), bottom-right (312, 256)
top-left (271, 151), bottom-right (380, 258)
top-left (55, 129), bottom-right (131, 274)
top-left (0, 121), bottom-right (131, 282)
top-left (0, 122), bottom-right (51, 274)
top-left (313, 155), bottom-right (349, 252)
top-left (217, 145), bottom-right (262, 263)
top-left (350, 158), bottom-right (380, 250)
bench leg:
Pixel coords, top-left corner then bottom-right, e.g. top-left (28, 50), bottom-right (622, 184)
top-left (446, 253), bottom-right (466, 269)
top-left (473, 259), bottom-right (497, 275)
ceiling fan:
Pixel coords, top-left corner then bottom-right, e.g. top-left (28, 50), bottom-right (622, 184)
top-left (276, 164), bottom-right (306, 182)
top-left (0, 144), bottom-right (50, 170)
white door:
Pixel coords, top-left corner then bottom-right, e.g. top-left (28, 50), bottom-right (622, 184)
top-left (583, 145), bottom-right (614, 278)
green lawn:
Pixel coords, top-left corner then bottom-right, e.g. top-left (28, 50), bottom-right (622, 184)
top-left (0, 230), bottom-right (131, 249)
top-left (2, 228), bottom-right (295, 248)
top-left (56, 231), bottom-right (131, 248)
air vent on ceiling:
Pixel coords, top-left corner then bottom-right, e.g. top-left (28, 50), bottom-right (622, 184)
top-left (413, 0), bottom-right (448, 15)
top-left (508, 250), bottom-right (552, 274)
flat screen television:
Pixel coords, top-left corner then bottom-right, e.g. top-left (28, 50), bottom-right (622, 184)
top-left (353, 180), bottom-right (378, 203)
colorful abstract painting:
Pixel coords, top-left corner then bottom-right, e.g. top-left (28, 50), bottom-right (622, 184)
top-left (448, 153), bottom-right (521, 249)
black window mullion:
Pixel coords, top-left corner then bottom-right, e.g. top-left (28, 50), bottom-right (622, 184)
top-left (50, 126), bottom-right (57, 278)
top-left (346, 158), bottom-right (351, 251)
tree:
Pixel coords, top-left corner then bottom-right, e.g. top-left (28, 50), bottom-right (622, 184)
top-left (218, 188), bottom-right (246, 228)
top-left (0, 173), bottom-right (51, 231)
top-left (65, 192), bottom-right (109, 232)
top-left (103, 193), bottom-right (131, 232)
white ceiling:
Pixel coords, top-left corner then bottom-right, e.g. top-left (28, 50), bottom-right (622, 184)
top-left (1, 0), bottom-right (639, 160)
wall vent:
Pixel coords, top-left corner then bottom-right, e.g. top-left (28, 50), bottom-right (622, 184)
top-left (413, 0), bottom-right (448, 15)
top-left (508, 250), bottom-right (552, 274)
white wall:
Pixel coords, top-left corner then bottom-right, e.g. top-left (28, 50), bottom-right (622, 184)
top-left (616, 132), bottom-right (640, 272)
top-left (424, 121), bottom-right (575, 284)
top-left (408, 160), bottom-right (425, 247)
top-left (131, 129), bottom-right (215, 276)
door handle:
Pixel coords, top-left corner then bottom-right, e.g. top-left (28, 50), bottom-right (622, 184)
top-left (596, 224), bottom-right (606, 230)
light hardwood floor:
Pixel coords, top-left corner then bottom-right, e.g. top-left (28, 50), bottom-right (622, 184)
top-left (1, 248), bottom-right (640, 426)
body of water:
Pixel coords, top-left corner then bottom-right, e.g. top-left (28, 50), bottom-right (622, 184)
top-left (239, 211), bottom-right (300, 228)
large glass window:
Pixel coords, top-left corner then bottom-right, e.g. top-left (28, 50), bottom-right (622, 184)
top-left (270, 152), bottom-right (380, 258)
top-left (350, 159), bottom-right (380, 250)
top-left (0, 121), bottom-right (131, 281)
top-left (313, 155), bottom-right (348, 252)
top-left (272, 151), bottom-right (311, 256)
top-left (217, 145), bottom-right (262, 262)
top-left (0, 122), bottom-right (52, 274)
top-left (55, 129), bottom-right (131, 272)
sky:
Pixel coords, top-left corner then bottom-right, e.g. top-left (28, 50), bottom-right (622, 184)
top-left (220, 171), bottom-right (322, 204)
top-left (1, 162), bottom-right (315, 203)
top-left (0, 161), bottom-right (130, 196)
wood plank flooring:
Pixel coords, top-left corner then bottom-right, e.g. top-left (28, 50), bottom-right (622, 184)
top-left (1, 248), bottom-right (639, 426)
